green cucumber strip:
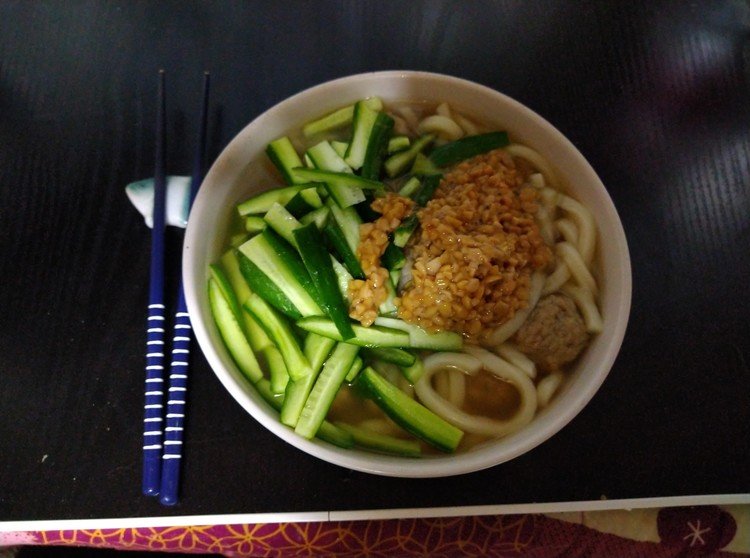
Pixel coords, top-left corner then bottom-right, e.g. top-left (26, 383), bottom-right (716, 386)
top-left (230, 233), bottom-right (249, 247)
top-left (237, 251), bottom-right (301, 320)
top-left (209, 264), bottom-right (243, 324)
top-left (412, 174), bottom-right (442, 207)
top-left (381, 243), bottom-right (405, 271)
top-left (295, 342), bottom-right (360, 439)
top-left (330, 256), bottom-right (352, 301)
top-left (237, 184), bottom-right (317, 216)
top-left (280, 333), bottom-right (334, 427)
top-left (398, 176), bottom-right (421, 197)
top-left (220, 250), bottom-right (273, 352)
top-left (303, 153), bottom-right (315, 168)
top-left (294, 168), bottom-right (382, 209)
top-left (393, 214), bottom-right (419, 248)
top-left (316, 421), bottom-right (356, 448)
top-left (299, 206), bottom-right (330, 229)
top-left (353, 195), bottom-right (382, 222)
top-left (359, 367), bottom-right (463, 452)
top-left (335, 422), bottom-right (421, 457)
top-left (300, 187), bottom-right (323, 209)
top-left (304, 333), bottom-right (337, 372)
top-left (281, 374), bottom-right (316, 427)
top-left (284, 192), bottom-right (316, 218)
top-left (373, 317), bottom-right (463, 351)
top-left (326, 198), bottom-right (362, 255)
top-left (410, 153), bottom-right (442, 176)
top-left (302, 97), bottom-right (383, 137)
top-left (293, 223), bottom-right (355, 340)
top-left (208, 278), bottom-right (264, 383)
top-left (384, 134), bottom-right (435, 178)
top-left (345, 100), bottom-right (380, 170)
top-left (362, 347), bottom-right (416, 368)
top-left (254, 378), bottom-right (285, 411)
top-left (378, 276), bottom-right (398, 315)
top-left (389, 268), bottom-right (401, 290)
top-left (324, 219), bottom-right (364, 279)
top-left (244, 294), bottom-right (312, 381)
top-left (294, 168), bottom-right (385, 193)
top-left (361, 112), bottom-right (395, 180)
top-left (239, 230), bottom-right (323, 317)
top-left (296, 317), bottom-right (411, 348)
top-left (266, 136), bottom-right (305, 184)
top-left (257, 378), bottom-right (353, 448)
top-left (429, 131), bottom-right (510, 167)
top-left (344, 356), bottom-right (364, 383)
top-left (244, 215), bottom-right (267, 233)
top-left (263, 202), bottom-right (302, 248)
top-left (307, 141), bottom-right (353, 174)
top-left (331, 141), bottom-right (349, 158)
top-left (306, 142), bottom-right (363, 208)
top-left (264, 345), bottom-right (290, 394)
top-left (213, 256), bottom-right (269, 353)
top-left (399, 356), bottom-right (425, 383)
top-left (388, 136), bottom-right (410, 154)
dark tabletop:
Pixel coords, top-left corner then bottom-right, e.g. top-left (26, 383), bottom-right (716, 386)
top-left (1, 0), bottom-right (748, 522)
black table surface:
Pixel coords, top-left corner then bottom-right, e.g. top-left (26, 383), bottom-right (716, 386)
top-left (1, 1), bottom-right (748, 523)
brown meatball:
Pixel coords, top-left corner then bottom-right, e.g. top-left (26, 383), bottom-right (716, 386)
top-left (513, 294), bottom-right (589, 372)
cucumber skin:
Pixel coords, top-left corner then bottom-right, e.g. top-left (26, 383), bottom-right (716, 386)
top-left (208, 278), bottom-right (264, 384)
top-left (260, 229), bottom-right (325, 312)
top-left (361, 112), bottom-right (395, 180)
top-left (295, 343), bottom-right (360, 439)
top-left (429, 131), bottom-right (510, 167)
top-left (359, 367), bottom-right (463, 453)
top-left (237, 251), bottom-right (302, 319)
top-left (293, 223), bottom-right (355, 340)
top-left (345, 100), bottom-right (380, 170)
top-left (237, 184), bottom-right (315, 216)
top-left (412, 174), bottom-right (442, 207)
top-left (219, 250), bottom-right (273, 352)
top-left (362, 347), bottom-right (416, 368)
top-left (266, 137), bottom-right (304, 184)
top-left (373, 317), bottom-right (463, 351)
top-left (381, 243), bottom-right (406, 271)
top-left (316, 422), bottom-right (355, 448)
top-left (335, 422), bottom-right (421, 457)
top-left (324, 220), bottom-right (365, 279)
top-left (255, 379), bottom-right (354, 448)
top-left (244, 294), bottom-right (312, 381)
top-left (384, 134), bottom-right (435, 178)
top-left (296, 317), bottom-right (411, 348)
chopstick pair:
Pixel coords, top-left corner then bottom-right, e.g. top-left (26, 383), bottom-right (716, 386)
top-left (142, 70), bottom-right (210, 506)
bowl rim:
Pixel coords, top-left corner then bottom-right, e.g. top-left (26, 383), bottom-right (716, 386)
top-left (184, 70), bottom-right (632, 477)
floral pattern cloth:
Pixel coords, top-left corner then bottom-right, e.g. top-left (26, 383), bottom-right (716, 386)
top-left (1, 505), bottom-right (748, 557)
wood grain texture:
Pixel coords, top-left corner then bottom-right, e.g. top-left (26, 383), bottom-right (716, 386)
top-left (0, 0), bottom-right (748, 520)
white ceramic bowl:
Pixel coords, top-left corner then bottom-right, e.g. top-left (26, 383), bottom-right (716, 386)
top-left (184, 71), bottom-right (631, 477)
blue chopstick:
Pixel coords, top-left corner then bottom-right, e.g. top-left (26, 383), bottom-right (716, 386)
top-left (142, 69), bottom-right (168, 496)
top-left (159, 71), bottom-right (210, 506)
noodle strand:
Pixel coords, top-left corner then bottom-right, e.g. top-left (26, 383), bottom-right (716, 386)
top-left (487, 272), bottom-right (545, 345)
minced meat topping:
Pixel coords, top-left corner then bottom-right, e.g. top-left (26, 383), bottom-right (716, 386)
top-left (397, 148), bottom-right (551, 338)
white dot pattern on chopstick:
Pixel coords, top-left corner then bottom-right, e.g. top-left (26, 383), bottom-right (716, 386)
top-left (163, 311), bottom-right (192, 462)
top-left (143, 303), bottom-right (166, 454)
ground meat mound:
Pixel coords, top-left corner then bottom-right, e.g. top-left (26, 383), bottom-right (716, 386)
top-left (397, 148), bottom-right (551, 338)
top-left (513, 294), bottom-right (589, 372)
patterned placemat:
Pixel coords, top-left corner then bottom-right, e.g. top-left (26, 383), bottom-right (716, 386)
top-left (1, 505), bottom-right (748, 557)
